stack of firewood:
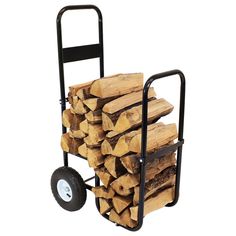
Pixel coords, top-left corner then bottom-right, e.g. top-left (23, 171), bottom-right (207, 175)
top-left (61, 73), bottom-right (177, 228)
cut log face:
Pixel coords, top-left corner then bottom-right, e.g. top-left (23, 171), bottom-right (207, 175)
top-left (109, 209), bottom-right (125, 226)
top-left (62, 109), bottom-right (74, 128)
top-left (90, 73), bottom-right (143, 98)
top-left (103, 87), bottom-right (156, 114)
top-left (101, 128), bottom-right (141, 156)
top-left (70, 97), bottom-right (89, 115)
top-left (83, 136), bottom-right (101, 148)
top-left (133, 171), bottom-right (176, 206)
top-left (130, 186), bottom-right (175, 221)
top-left (99, 198), bottom-right (113, 215)
top-left (87, 148), bottom-right (104, 168)
top-left (120, 152), bottom-right (176, 177)
top-left (104, 155), bottom-right (126, 178)
top-left (78, 143), bottom-right (87, 158)
top-left (69, 80), bottom-right (93, 97)
top-left (83, 97), bottom-right (117, 111)
top-left (102, 98), bottom-right (174, 133)
top-left (112, 195), bottom-right (132, 214)
top-left (60, 133), bottom-right (83, 155)
top-left (111, 174), bottom-right (139, 196)
top-left (76, 85), bottom-right (94, 100)
top-left (88, 124), bottom-right (105, 143)
top-left (120, 209), bottom-right (138, 228)
top-left (95, 167), bottom-right (114, 188)
top-left (92, 186), bottom-right (115, 199)
top-left (69, 129), bottom-right (86, 139)
top-left (79, 119), bottom-right (89, 134)
top-left (85, 110), bottom-right (102, 124)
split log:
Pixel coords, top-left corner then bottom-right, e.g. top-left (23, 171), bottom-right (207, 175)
top-left (62, 109), bottom-right (85, 130)
top-left (69, 80), bottom-right (93, 97)
top-left (62, 109), bottom-right (73, 128)
top-left (76, 84), bottom-right (94, 100)
top-left (70, 97), bottom-right (89, 115)
top-left (109, 208), bottom-right (137, 228)
top-left (60, 133), bottom-right (83, 155)
top-left (120, 209), bottom-right (138, 228)
top-left (104, 156), bottom-right (126, 178)
top-left (101, 122), bottom-right (177, 157)
top-left (88, 123), bottom-right (105, 143)
top-left (78, 143), bottom-right (87, 158)
top-left (102, 98), bottom-right (173, 133)
top-left (103, 87), bottom-right (156, 114)
top-left (68, 129), bottom-right (86, 139)
top-left (95, 167), bottom-right (114, 188)
top-left (83, 97), bottom-right (117, 111)
top-left (85, 110), bottom-right (102, 124)
top-left (80, 121), bottom-right (104, 143)
top-left (133, 167), bottom-right (176, 205)
top-left (99, 198), bottom-right (113, 215)
top-left (112, 195), bottom-right (132, 214)
top-left (83, 136), bottom-right (101, 148)
top-left (130, 186), bottom-right (175, 221)
top-left (129, 123), bottom-right (177, 153)
top-left (90, 73), bottom-right (143, 98)
top-left (111, 174), bottom-right (139, 196)
top-left (78, 144), bottom-right (104, 167)
top-left (120, 152), bottom-right (176, 177)
top-left (92, 186), bottom-right (115, 199)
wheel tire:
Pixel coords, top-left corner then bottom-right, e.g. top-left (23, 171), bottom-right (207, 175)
top-left (51, 167), bottom-right (87, 211)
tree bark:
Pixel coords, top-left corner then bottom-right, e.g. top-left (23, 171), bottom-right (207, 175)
top-left (90, 73), bottom-right (143, 98)
top-left (102, 87), bottom-right (156, 114)
top-left (101, 122), bottom-right (177, 157)
top-left (130, 186), bottom-right (175, 221)
top-left (120, 152), bottom-right (176, 177)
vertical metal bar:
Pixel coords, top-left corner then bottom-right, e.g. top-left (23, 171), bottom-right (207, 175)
top-left (167, 70), bottom-right (185, 206)
top-left (95, 7), bottom-right (103, 212)
top-left (134, 78), bottom-right (151, 230)
top-left (98, 10), bottom-right (104, 77)
top-left (56, 12), bottom-right (68, 167)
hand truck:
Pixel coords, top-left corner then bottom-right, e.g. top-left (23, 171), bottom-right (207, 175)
top-left (50, 5), bottom-right (186, 231)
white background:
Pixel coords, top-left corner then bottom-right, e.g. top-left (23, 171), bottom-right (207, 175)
top-left (0, 0), bottom-right (236, 235)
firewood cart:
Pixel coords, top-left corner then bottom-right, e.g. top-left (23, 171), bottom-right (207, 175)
top-left (51, 5), bottom-right (186, 231)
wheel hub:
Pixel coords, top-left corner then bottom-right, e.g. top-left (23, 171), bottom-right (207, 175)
top-left (57, 179), bottom-right (73, 202)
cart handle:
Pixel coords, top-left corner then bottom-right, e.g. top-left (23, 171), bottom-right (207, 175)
top-left (56, 5), bottom-right (104, 167)
top-left (141, 69), bottom-right (186, 159)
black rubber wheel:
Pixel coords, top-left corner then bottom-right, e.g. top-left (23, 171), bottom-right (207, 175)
top-left (51, 167), bottom-right (87, 211)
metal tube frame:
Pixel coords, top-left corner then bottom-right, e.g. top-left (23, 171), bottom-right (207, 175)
top-left (56, 5), bottom-right (185, 232)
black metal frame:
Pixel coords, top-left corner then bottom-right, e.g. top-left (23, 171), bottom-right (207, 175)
top-left (56, 5), bottom-right (185, 231)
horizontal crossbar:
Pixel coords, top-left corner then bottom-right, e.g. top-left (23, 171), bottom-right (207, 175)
top-left (63, 44), bottom-right (101, 63)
